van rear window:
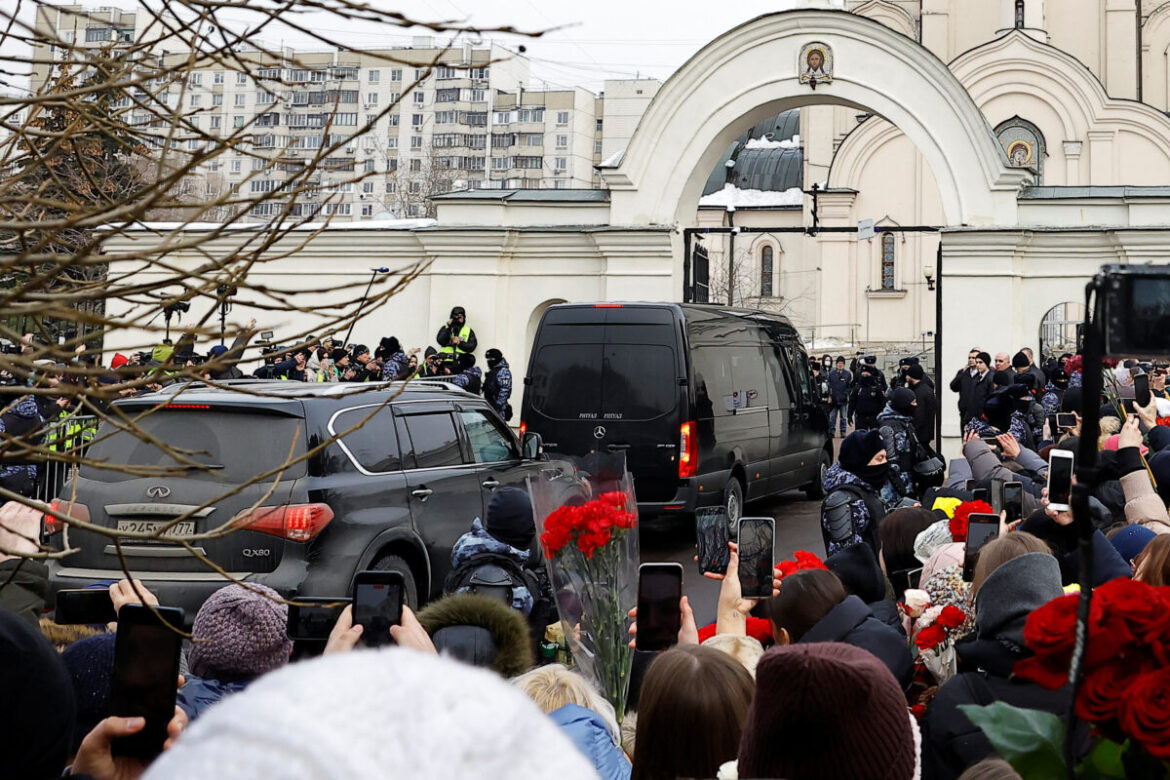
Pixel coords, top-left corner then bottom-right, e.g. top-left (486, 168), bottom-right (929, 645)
top-left (84, 411), bottom-right (307, 482)
top-left (530, 344), bottom-right (678, 421)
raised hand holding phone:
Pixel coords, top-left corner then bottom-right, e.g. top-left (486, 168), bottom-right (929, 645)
top-left (737, 517), bottom-right (775, 599)
top-left (635, 563), bottom-right (683, 651)
top-left (109, 604), bottom-right (184, 759)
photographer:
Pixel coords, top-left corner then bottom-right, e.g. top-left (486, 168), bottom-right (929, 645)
top-left (437, 306), bottom-right (477, 358)
top-left (206, 318), bottom-right (258, 381)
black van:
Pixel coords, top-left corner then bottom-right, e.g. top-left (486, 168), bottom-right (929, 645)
top-left (521, 303), bottom-right (832, 523)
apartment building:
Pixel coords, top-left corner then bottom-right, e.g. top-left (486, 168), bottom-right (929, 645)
top-left (30, 4), bottom-right (663, 221)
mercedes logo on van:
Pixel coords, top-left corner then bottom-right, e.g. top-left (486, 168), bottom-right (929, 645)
top-left (146, 485), bottom-right (171, 499)
top-left (593, 426), bottom-right (607, 440)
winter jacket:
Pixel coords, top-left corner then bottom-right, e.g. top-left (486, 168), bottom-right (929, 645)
top-left (820, 463), bottom-right (902, 557)
top-left (484, 359), bottom-right (513, 417)
top-left (962, 438), bottom-right (1045, 514)
top-left (877, 406), bottom-right (919, 497)
top-left (253, 357), bottom-right (306, 381)
top-left (380, 351), bottom-right (411, 381)
top-left (850, 371), bottom-right (887, 421)
top-left (0, 396), bottom-right (44, 494)
top-left (911, 380), bottom-right (938, 445)
top-left (207, 328), bottom-right (255, 381)
top-left (177, 676), bottom-right (250, 721)
top-left (1016, 512), bottom-right (1132, 586)
top-left (827, 368), bottom-right (852, 405)
top-left (824, 544), bottom-right (906, 636)
top-left (921, 554), bottom-right (1084, 780)
top-left (549, 704), bottom-right (630, 780)
top-left (436, 322), bottom-right (478, 356)
top-left (0, 558), bottom-right (48, 628)
top-left (1040, 383), bottom-right (1064, 416)
top-left (799, 594), bottom-right (914, 690)
top-left (450, 518), bottom-right (534, 614)
top-left (949, 369), bottom-right (993, 428)
top-left (450, 366), bottom-right (483, 395)
top-left (1117, 446), bottom-right (1170, 533)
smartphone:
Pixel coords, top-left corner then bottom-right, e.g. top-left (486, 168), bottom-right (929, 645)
top-left (695, 507), bottom-right (732, 575)
top-left (55, 588), bottom-right (117, 625)
top-left (889, 566), bottom-right (924, 597)
top-left (635, 563), bottom-right (683, 652)
top-left (1056, 412), bottom-right (1077, 430)
top-left (737, 517), bottom-right (775, 599)
top-left (1046, 414), bottom-right (1058, 438)
top-left (286, 596), bottom-right (350, 641)
top-left (963, 514), bottom-right (1001, 581)
top-left (963, 479), bottom-right (976, 492)
top-left (1003, 482), bottom-right (1024, 523)
top-left (110, 605), bottom-right (184, 759)
top-left (980, 435), bottom-right (1001, 452)
top-left (1135, 373), bottom-right (1151, 407)
top-left (351, 570), bottom-right (404, 648)
top-left (1047, 450), bottom-right (1075, 512)
top-left (972, 487), bottom-right (989, 505)
top-left (990, 479), bottom-right (1005, 514)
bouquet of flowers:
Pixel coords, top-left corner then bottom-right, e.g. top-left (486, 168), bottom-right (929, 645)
top-left (528, 453), bottom-right (640, 721)
top-left (949, 500), bottom-right (993, 543)
top-left (962, 577), bottom-right (1170, 777)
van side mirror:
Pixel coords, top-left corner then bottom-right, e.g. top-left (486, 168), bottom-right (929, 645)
top-left (522, 431), bottom-right (544, 460)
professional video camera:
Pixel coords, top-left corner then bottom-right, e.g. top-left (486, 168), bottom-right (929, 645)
top-left (0, 339), bottom-right (22, 355)
top-left (1093, 264), bottom-right (1170, 358)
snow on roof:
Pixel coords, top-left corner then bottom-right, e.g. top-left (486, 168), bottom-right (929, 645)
top-left (743, 134), bottom-right (801, 150)
top-left (598, 148), bottom-right (626, 168)
top-left (105, 218), bottom-right (438, 232)
top-left (698, 184), bottom-right (804, 209)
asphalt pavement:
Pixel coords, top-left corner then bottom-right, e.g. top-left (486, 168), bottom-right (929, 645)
top-left (640, 490), bottom-right (825, 630)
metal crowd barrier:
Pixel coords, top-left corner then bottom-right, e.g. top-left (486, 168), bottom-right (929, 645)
top-left (34, 414), bottom-right (98, 502)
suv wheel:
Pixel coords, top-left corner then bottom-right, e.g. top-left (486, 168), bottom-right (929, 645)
top-left (724, 476), bottom-right (744, 525)
top-left (368, 553), bottom-right (419, 609)
top-left (804, 450), bottom-right (832, 501)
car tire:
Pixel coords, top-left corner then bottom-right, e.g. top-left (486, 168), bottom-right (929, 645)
top-left (367, 553), bottom-right (420, 609)
top-left (724, 476), bottom-right (744, 526)
top-left (804, 449), bottom-right (832, 501)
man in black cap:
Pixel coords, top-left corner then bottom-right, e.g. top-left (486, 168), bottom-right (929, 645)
top-left (950, 349), bottom-right (993, 429)
top-left (907, 363), bottom-right (937, 447)
top-left (437, 306), bottom-right (477, 358)
top-left (483, 348), bottom-right (513, 420)
top-left (849, 358), bottom-right (886, 432)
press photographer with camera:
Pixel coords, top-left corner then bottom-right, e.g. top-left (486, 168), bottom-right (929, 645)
top-left (437, 306), bottom-right (477, 358)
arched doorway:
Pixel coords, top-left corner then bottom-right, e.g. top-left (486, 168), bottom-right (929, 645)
top-left (603, 10), bottom-right (1027, 230)
top-left (1039, 302), bottom-right (1085, 361)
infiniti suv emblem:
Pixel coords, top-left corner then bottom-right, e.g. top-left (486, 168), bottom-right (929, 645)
top-left (593, 426), bottom-right (606, 439)
top-left (146, 485), bottom-right (171, 499)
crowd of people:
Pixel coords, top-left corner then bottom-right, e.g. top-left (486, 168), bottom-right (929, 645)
top-left (5, 337), bottom-right (1170, 778)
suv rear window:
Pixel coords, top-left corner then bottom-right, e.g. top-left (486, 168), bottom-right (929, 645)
top-left (84, 411), bottom-right (308, 482)
top-left (331, 407), bottom-right (401, 473)
top-left (529, 344), bottom-right (677, 421)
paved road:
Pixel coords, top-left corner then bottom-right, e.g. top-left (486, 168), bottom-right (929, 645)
top-left (640, 489), bottom-right (825, 630)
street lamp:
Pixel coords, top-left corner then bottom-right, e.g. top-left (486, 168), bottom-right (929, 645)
top-left (923, 263), bottom-right (936, 291)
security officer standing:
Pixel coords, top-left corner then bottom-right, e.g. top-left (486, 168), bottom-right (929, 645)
top-left (483, 348), bottom-right (513, 421)
top-left (437, 306), bottom-right (478, 358)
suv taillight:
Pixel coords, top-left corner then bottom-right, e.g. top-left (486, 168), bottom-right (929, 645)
top-left (42, 498), bottom-right (90, 536)
top-left (519, 421), bottom-right (527, 437)
top-left (679, 421), bottom-right (697, 478)
top-left (231, 503), bottom-right (334, 542)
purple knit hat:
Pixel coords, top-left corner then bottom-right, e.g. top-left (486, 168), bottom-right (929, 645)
top-left (188, 584), bottom-right (292, 682)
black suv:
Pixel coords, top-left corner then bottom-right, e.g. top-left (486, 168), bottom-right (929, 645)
top-left (44, 380), bottom-right (550, 618)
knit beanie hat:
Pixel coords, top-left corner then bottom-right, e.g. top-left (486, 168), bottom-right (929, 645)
top-left (1110, 525), bottom-right (1156, 564)
top-left (207, 345), bottom-right (229, 359)
top-left (143, 648), bottom-right (598, 780)
top-left (110, 352), bottom-right (129, 369)
top-left (1051, 368), bottom-right (1070, 388)
top-left (484, 487), bottom-right (535, 549)
top-left (825, 543), bottom-right (886, 604)
top-left (1061, 386), bottom-right (1083, 413)
top-left (351, 344), bottom-right (369, 359)
top-left (187, 584), bottom-right (292, 682)
top-left (738, 642), bottom-right (914, 779)
top-left (839, 430), bottom-right (885, 473)
top-left (0, 608), bottom-right (76, 780)
top-left (61, 632), bottom-right (117, 755)
top-left (330, 348), bottom-right (349, 363)
top-left (976, 351), bottom-right (992, 367)
top-left (890, 387), bottom-right (916, 416)
top-left (992, 370), bottom-right (1013, 388)
top-left (907, 364), bottom-right (925, 380)
top-left (1012, 351), bottom-right (1030, 369)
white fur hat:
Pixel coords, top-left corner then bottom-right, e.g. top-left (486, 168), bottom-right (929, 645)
top-left (145, 648), bottom-right (600, 779)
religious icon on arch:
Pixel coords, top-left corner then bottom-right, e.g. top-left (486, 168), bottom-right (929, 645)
top-left (1007, 140), bottom-right (1033, 167)
top-left (799, 42), bottom-right (833, 89)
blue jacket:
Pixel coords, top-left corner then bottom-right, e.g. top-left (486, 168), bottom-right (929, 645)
top-left (827, 369), bottom-right (852, 405)
top-left (176, 676), bottom-right (249, 720)
top-left (549, 704), bottom-right (630, 780)
top-left (800, 595), bottom-right (914, 690)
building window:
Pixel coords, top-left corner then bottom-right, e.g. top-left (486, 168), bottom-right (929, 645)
top-left (411, 114), bottom-right (423, 126)
top-left (235, 93), bottom-right (246, 106)
top-left (391, 69), bottom-right (402, 81)
top-left (411, 136), bottom-right (423, 149)
top-left (1014, 0), bottom-right (1025, 28)
top-left (231, 160), bottom-right (242, 173)
top-left (409, 158), bottom-right (422, 171)
top-left (237, 72), bottom-right (247, 85)
top-left (190, 94), bottom-right (201, 107)
top-left (366, 93), bottom-right (378, 105)
top-left (760, 246), bottom-right (774, 297)
top-left (881, 233), bottom-right (896, 291)
top-left (414, 91), bottom-right (425, 105)
top-left (556, 134), bottom-right (568, 148)
top-left (210, 116), bottom-right (221, 129)
top-left (368, 69), bottom-right (380, 82)
top-left (214, 71), bottom-right (224, 84)
top-left (362, 204), bottom-right (373, 216)
top-left (212, 93), bottom-right (223, 106)
top-left (556, 111), bottom-right (569, 124)
top-left (555, 157), bottom-right (567, 170)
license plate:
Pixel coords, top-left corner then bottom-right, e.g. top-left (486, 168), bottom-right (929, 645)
top-left (116, 520), bottom-right (196, 539)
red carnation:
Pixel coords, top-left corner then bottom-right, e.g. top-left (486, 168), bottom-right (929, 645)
top-left (949, 500), bottom-right (993, 543)
top-left (915, 624), bottom-right (947, 652)
top-left (793, 550), bottom-right (828, 570)
top-left (937, 605), bottom-right (967, 630)
top-left (1117, 668), bottom-right (1170, 759)
top-left (776, 560), bottom-right (797, 578)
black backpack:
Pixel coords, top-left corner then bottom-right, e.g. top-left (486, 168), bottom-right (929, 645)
top-left (463, 371), bottom-right (483, 395)
top-left (444, 552), bottom-right (545, 615)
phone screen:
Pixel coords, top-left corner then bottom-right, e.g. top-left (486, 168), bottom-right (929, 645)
top-left (353, 575), bottom-right (403, 647)
top-left (1135, 373), bottom-right (1151, 407)
top-left (990, 479), bottom-right (1005, 514)
top-left (695, 508), bottom-right (731, 575)
top-left (110, 606), bottom-right (183, 759)
top-left (1056, 413), bottom-right (1077, 429)
top-left (636, 564), bottom-right (683, 651)
top-left (1003, 482), bottom-right (1023, 523)
top-left (963, 479), bottom-right (976, 492)
top-left (55, 589), bottom-right (118, 625)
top-left (287, 598), bottom-right (349, 641)
top-left (972, 487), bottom-right (989, 505)
top-left (737, 517), bottom-right (775, 599)
top-left (963, 515), bottom-right (1001, 581)
top-left (889, 566), bottom-right (924, 596)
top-left (1048, 452), bottom-right (1074, 507)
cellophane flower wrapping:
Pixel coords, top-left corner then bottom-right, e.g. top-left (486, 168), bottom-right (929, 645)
top-left (527, 452), bottom-right (639, 722)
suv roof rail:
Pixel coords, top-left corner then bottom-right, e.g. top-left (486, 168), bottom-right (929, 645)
top-left (407, 379), bottom-right (468, 393)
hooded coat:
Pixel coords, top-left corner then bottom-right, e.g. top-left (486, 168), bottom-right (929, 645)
top-left (549, 704), bottom-right (631, 780)
top-left (798, 595), bottom-right (915, 690)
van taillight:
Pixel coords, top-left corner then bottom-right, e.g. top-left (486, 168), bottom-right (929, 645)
top-left (231, 503), bottom-right (334, 542)
top-left (679, 421), bottom-right (697, 478)
top-left (42, 498), bottom-right (90, 536)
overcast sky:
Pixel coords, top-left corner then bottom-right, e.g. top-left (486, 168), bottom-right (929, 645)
top-left (4, 0), bottom-right (802, 94)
